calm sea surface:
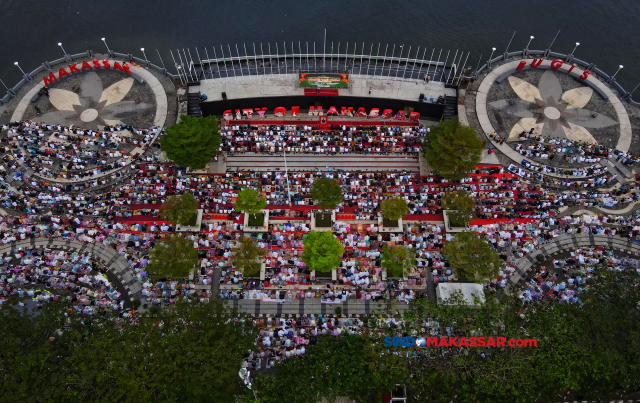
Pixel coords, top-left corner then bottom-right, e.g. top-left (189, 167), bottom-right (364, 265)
top-left (0, 0), bottom-right (639, 90)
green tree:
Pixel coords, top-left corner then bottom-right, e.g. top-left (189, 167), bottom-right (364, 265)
top-left (232, 237), bottom-right (265, 276)
top-left (0, 301), bottom-right (68, 402)
top-left (402, 267), bottom-right (640, 402)
top-left (63, 299), bottom-right (257, 402)
top-left (310, 177), bottom-right (343, 209)
top-left (147, 234), bottom-right (198, 278)
top-left (159, 115), bottom-right (221, 169)
top-left (381, 197), bottom-right (409, 221)
top-left (442, 231), bottom-right (500, 283)
top-left (442, 190), bottom-right (475, 227)
top-left (381, 244), bottom-right (416, 278)
top-left (422, 118), bottom-right (483, 180)
top-left (257, 335), bottom-right (408, 403)
top-left (160, 192), bottom-right (199, 226)
top-left (301, 230), bottom-right (344, 273)
top-left (234, 187), bottom-right (267, 219)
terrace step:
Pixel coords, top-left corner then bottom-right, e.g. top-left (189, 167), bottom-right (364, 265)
top-left (226, 154), bottom-right (419, 172)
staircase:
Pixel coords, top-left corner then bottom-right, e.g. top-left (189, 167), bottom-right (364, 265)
top-left (187, 91), bottom-right (202, 117)
top-left (443, 95), bottom-right (457, 121)
top-left (226, 154), bottom-right (419, 172)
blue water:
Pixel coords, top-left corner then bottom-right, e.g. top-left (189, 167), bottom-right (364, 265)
top-left (0, 0), bottom-right (639, 90)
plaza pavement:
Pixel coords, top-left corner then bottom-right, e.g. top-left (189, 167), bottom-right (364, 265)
top-left (472, 59), bottom-right (633, 180)
top-left (196, 74), bottom-right (455, 103)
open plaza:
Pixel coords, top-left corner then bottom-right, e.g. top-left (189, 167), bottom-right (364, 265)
top-left (1, 42), bottom-right (640, 403)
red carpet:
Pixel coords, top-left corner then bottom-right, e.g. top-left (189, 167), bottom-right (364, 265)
top-left (404, 213), bottom-right (444, 221)
top-left (115, 216), bottom-right (171, 224)
top-left (304, 88), bottom-right (339, 96)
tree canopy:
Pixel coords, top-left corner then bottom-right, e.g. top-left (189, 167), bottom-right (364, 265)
top-left (442, 190), bottom-right (475, 227)
top-left (401, 268), bottom-right (640, 402)
top-left (0, 299), bottom-right (257, 403)
top-left (159, 115), bottom-right (221, 169)
top-left (422, 118), bottom-right (483, 181)
top-left (256, 335), bottom-right (408, 403)
top-left (160, 192), bottom-right (199, 225)
top-left (231, 237), bottom-right (265, 276)
top-left (147, 234), bottom-right (198, 278)
top-left (310, 177), bottom-right (343, 209)
top-left (381, 244), bottom-right (415, 278)
top-left (380, 197), bottom-right (409, 221)
top-left (234, 187), bottom-right (267, 217)
top-left (301, 230), bottom-right (344, 273)
top-left (442, 231), bottom-right (500, 282)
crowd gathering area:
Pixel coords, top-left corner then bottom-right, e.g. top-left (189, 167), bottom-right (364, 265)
top-left (2, 119), bottom-right (640, 363)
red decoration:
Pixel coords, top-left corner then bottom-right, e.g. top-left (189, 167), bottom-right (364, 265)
top-left (43, 73), bottom-right (57, 87)
top-left (516, 61), bottom-right (526, 70)
top-left (530, 59), bottom-right (543, 68)
top-left (550, 59), bottom-right (563, 69)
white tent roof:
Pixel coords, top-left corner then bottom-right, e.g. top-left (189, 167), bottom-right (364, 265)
top-left (436, 283), bottom-right (485, 305)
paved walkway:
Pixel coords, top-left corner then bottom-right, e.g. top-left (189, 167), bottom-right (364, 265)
top-left (0, 238), bottom-right (142, 301)
top-left (472, 59), bottom-right (632, 180)
top-left (226, 153), bottom-right (420, 172)
top-left (221, 298), bottom-right (413, 316)
top-left (197, 74), bottom-right (454, 103)
top-left (505, 233), bottom-right (640, 292)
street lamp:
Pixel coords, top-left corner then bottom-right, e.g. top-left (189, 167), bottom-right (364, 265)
top-left (14, 62), bottom-right (27, 77)
top-left (58, 42), bottom-right (68, 57)
top-left (488, 47), bottom-right (496, 63)
top-left (525, 36), bottom-right (534, 51)
top-left (101, 37), bottom-right (111, 53)
top-left (611, 64), bottom-right (624, 79)
top-left (141, 48), bottom-right (148, 63)
top-left (570, 42), bottom-right (580, 56)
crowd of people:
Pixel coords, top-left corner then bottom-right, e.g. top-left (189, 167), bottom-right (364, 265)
top-left (221, 124), bottom-right (428, 155)
top-left (2, 120), bottom-right (640, 323)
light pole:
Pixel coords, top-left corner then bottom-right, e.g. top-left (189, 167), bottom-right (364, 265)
top-left (611, 65), bottom-right (623, 79)
top-left (141, 48), bottom-right (148, 66)
top-left (525, 36), bottom-right (534, 51)
top-left (58, 42), bottom-right (71, 61)
top-left (570, 42), bottom-right (580, 56)
top-left (14, 62), bottom-right (27, 77)
top-left (282, 142), bottom-right (292, 207)
top-left (488, 47), bottom-right (496, 67)
top-left (101, 37), bottom-right (111, 53)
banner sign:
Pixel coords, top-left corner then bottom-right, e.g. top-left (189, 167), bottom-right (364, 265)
top-left (299, 73), bottom-right (349, 88)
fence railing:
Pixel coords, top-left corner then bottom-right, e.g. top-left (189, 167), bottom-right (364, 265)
top-left (2, 44), bottom-right (638, 108)
top-left (0, 50), bottom-right (177, 105)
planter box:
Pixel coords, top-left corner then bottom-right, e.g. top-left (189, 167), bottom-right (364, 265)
top-left (176, 209), bottom-right (203, 232)
top-left (310, 210), bottom-right (336, 231)
top-left (243, 210), bottom-right (269, 232)
top-left (443, 210), bottom-right (468, 233)
top-left (378, 215), bottom-right (403, 233)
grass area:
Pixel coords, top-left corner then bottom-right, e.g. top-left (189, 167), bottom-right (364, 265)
top-left (449, 217), bottom-right (467, 227)
top-left (383, 218), bottom-right (399, 228)
top-left (315, 212), bottom-right (332, 228)
top-left (247, 213), bottom-right (264, 227)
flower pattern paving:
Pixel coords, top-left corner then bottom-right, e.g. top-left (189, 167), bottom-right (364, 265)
top-left (38, 72), bottom-right (153, 130)
top-left (488, 70), bottom-right (618, 144)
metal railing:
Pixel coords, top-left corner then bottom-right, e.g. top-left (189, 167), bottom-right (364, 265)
top-left (3, 39), bottom-right (638, 107)
top-left (0, 50), bottom-right (178, 105)
top-left (475, 48), bottom-right (639, 106)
